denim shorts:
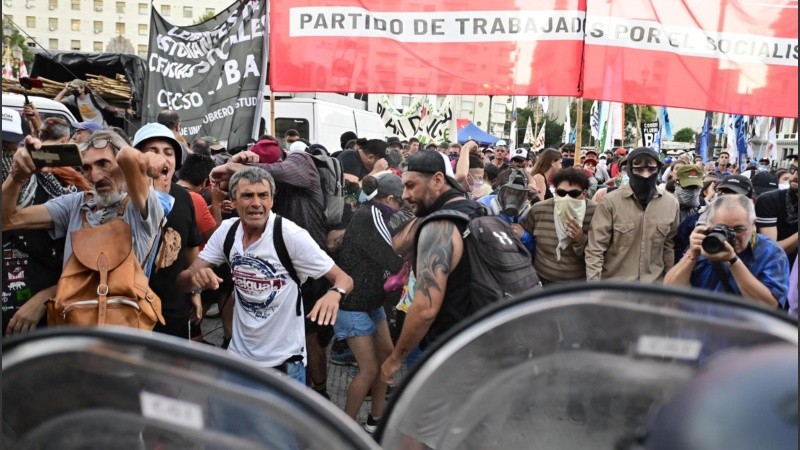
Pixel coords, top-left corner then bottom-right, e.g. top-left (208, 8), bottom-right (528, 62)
top-left (334, 307), bottom-right (387, 340)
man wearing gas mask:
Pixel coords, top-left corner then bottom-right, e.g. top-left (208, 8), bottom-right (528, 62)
top-left (478, 168), bottom-right (535, 254)
top-left (585, 147), bottom-right (680, 282)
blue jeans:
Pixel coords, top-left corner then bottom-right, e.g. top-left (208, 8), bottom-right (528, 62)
top-left (333, 307), bottom-right (387, 341)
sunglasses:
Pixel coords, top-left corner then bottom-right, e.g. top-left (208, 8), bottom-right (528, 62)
top-left (556, 188), bottom-right (583, 198)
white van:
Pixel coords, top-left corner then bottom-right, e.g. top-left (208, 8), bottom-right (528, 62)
top-left (261, 98), bottom-right (386, 152)
top-left (2, 93), bottom-right (78, 127)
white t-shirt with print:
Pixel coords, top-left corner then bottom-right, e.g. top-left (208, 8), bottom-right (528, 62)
top-left (199, 215), bottom-right (334, 368)
top-left (76, 95), bottom-right (105, 126)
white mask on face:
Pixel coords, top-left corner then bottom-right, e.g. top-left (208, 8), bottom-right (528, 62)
top-left (778, 182), bottom-right (790, 190)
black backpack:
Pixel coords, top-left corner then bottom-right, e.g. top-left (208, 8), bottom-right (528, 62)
top-left (308, 154), bottom-right (345, 228)
top-left (222, 216), bottom-right (303, 316)
top-left (415, 208), bottom-right (540, 317)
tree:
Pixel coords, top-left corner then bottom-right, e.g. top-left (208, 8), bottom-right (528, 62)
top-left (673, 127), bottom-right (696, 143)
top-left (2, 17), bottom-right (35, 69)
top-left (195, 11), bottom-right (217, 24)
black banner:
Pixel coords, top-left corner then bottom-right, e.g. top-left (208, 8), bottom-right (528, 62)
top-left (142, 0), bottom-right (267, 149)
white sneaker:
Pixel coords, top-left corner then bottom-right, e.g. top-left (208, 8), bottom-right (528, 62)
top-left (205, 303), bottom-right (221, 318)
top-left (363, 414), bottom-right (379, 434)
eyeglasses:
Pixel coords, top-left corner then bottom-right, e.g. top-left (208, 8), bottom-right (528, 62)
top-left (631, 166), bottom-right (659, 176)
top-left (789, 166), bottom-right (798, 174)
top-left (556, 188), bottom-right (583, 198)
top-left (80, 139), bottom-right (117, 152)
top-left (719, 225), bottom-right (749, 236)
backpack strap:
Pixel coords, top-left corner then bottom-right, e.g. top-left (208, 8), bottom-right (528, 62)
top-left (223, 219), bottom-right (241, 266)
top-left (273, 215), bottom-right (303, 316)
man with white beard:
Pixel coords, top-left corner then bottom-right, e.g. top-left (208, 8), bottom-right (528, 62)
top-left (2, 129), bottom-right (167, 273)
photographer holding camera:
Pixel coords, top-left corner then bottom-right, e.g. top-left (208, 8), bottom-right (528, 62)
top-left (665, 194), bottom-right (789, 308)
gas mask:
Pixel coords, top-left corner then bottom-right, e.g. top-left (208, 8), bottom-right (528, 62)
top-left (497, 185), bottom-right (528, 217)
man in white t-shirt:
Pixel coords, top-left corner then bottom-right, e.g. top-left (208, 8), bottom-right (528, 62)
top-left (178, 166), bottom-right (353, 384)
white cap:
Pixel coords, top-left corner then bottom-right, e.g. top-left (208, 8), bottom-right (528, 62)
top-left (510, 148), bottom-right (527, 160)
top-left (495, 139), bottom-right (508, 148)
top-left (288, 141), bottom-right (309, 154)
top-left (2, 107), bottom-right (24, 143)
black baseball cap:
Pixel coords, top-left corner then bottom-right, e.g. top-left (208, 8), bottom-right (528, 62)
top-left (751, 172), bottom-right (778, 196)
top-left (406, 151), bottom-right (465, 192)
top-left (716, 174), bottom-right (754, 198)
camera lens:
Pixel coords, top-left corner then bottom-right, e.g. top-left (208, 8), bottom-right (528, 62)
top-left (702, 232), bottom-right (727, 254)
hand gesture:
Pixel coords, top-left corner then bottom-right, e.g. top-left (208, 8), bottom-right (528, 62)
top-left (191, 268), bottom-right (224, 291)
top-left (566, 219), bottom-right (585, 244)
top-left (372, 158), bottom-right (389, 173)
top-left (306, 291), bottom-right (339, 326)
top-left (142, 151), bottom-right (169, 179)
top-left (231, 150), bottom-right (260, 164)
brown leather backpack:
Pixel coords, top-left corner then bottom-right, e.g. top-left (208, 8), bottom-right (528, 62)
top-left (47, 196), bottom-right (165, 330)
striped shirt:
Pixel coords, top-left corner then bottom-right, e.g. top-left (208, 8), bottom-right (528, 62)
top-left (523, 199), bottom-right (596, 282)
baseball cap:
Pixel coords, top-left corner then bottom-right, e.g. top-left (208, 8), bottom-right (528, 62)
top-left (583, 157), bottom-right (598, 167)
top-left (72, 121), bottom-right (104, 133)
top-left (482, 147), bottom-right (494, 154)
top-left (510, 148), bottom-right (527, 160)
top-left (406, 151), bottom-right (465, 192)
top-left (386, 136), bottom-right (401, 147)
top-left (676, 165), bottom-right (703, 188)
top-left (751, 172), bottom-right (778, 196)
top-left (250, 139), bottom-right (281, 164)
top-left (133, 122), bottom-right (183, 169)
top-left (716, 175), bottom-right (754, 198)
top-left (288, 141), bottom-right (309, 154)
top-left (68, 79), bottom-right (88, 89)
top-left (2, 107), bottom-right (25, 143)
top-left (615, 148), bottom-right (628, 157)
top-left (494, 139), bottom-right (508, 148)
top-left (375, 172), bottom-right (404, 198)
top-left (199, 136), bottom-right (225, 151)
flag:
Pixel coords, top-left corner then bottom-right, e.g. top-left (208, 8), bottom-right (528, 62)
top-left (562, 102), bottom-right (571, 144)
top-left (523, 119), bottom-right (534, 144)
top-left (765, 118), bottom-right (778, 161)
top-left (699, 111), bottom-right (713, 163)
top-left (533, 120), bottom-right (546, 151)
top-left (509, 98), bottom-right (517, 149)
top-left (734, 115), bottom-right (747, 169)
top-left (653, 119), bottom-right (662, 154)
top-left (569, 126), bottom-right (577, 144)
top-left (725, 115), bottom-right (737, 153)
top-left (611, 102), bottom-right (624, 141)
top-left (660, 107), bottom-right (673, 141)
top-left (598, 101), bottom-right (610, 153)
top-left (17, 58), bottom-right (28, 79)
top-left (604, 102), bottom-right (617, 151)
top-left (2, 62), bottom-right (13, 80)
top-left (539, 96), bottom-right (549, 115)
top-left (589, 100), bottom-right (600, 139)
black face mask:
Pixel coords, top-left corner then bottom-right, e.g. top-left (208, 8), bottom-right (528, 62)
top-left (629, 171), bottom-right (658, 208)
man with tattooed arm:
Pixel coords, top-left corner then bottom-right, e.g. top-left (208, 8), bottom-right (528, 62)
top-left (381, 152), bottom-right (477, 384)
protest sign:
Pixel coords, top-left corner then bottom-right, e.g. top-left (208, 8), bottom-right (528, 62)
top-left (641, 121), bottom-right (660, 149)
top-left (142, 0), bottom-right (268, 149)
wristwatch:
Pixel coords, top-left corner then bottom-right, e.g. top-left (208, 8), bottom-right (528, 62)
top-left (328, 286), bottom-right (346, 302)
top-left (728, 255), bottom-right (739, 266)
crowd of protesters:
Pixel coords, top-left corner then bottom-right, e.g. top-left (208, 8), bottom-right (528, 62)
top-left (2, 90), bottom-right (798, 433)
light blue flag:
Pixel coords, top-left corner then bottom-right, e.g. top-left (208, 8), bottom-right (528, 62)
top-left (660, 107), bottom-right (673, 141)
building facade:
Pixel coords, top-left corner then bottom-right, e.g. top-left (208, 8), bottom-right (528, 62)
top-left (4, 0), bottom-right (220, 57)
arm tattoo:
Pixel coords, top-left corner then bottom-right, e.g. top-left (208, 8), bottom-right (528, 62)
top-left (416, 221), bottom-right (456, 307)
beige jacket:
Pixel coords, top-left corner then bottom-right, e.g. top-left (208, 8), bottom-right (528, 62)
top-left (585, 184), bottom-right (680, 282)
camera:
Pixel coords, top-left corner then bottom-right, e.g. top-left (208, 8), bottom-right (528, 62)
top-left (702, 225), bottom-right (736, 254)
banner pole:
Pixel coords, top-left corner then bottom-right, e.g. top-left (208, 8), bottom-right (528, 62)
top-left (574, 98), bottom-right (583, 167)
top-left (270, 91), bottom-right (276, 139)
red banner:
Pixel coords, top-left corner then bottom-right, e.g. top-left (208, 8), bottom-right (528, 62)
top-left (269, 0), bottom-right (585, 96)
top-left (583, 0), bottom-right (798, 118)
